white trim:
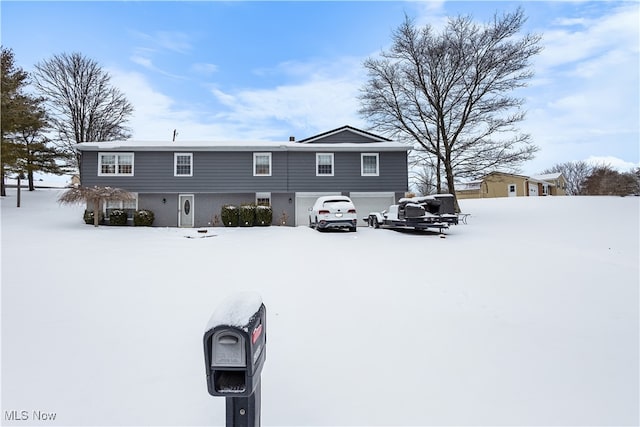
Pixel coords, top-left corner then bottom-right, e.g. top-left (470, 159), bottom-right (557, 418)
top-left (316, 153), bottom-right (334, 176)
top-left (78, 141), bottom-right (408, 152)
top-left (98, 152), bottom-right (134, 176)
top-left (255, 192), bottom-right (271, 206)
top-left (174, 153), bottom-right (193, 177)
top-left (253, 152), bottom-right (272, 176)
top-left (361, 153), bottom-right (379, 176)
top-left (104, 194), bottom-right (138, 217)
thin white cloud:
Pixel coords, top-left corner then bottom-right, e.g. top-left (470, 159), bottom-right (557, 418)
top-left (585, 156), bottom-right (639, 172)
top-left (109, 68), bottom-right (222, 140)
top-left (129, 30), bottom-right (193, 54)
top-left (208, 57), bottom-right (368, 138)
top-left (536, 4), bottom-right (638, 73)
top-left (192, 63), bottom-right (218, 74)
top-left (522, 3), bottom-right (639, 173)
top-left (128, 30), bottom-right (193, 78)
top-left (130, 55), bottom-right (154, 69)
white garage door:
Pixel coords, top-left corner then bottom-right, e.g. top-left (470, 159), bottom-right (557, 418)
top-left (294, 192), bottom-right (340, 227)
top-left (349, 192), bottom-right (396, 226)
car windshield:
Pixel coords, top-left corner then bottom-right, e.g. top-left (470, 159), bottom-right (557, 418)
top-left (324, 200), bottom-right (352, 209)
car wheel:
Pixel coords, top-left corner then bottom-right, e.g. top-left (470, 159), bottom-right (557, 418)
top-left (350, 226), bottom-right (357, 232)
top-left (372, 217), bottom-right (380, 229)
top-left (309, 217), bottom-right (314, 229)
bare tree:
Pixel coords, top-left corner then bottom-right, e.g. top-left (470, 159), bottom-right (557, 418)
top-left (540, 161), bottom-right (593, 196)
top-left (359, 8), bottom-right (542, 211)
top-left (57, 186), bottom-right (135, 227)
top-left (409, 151), bottom-right (447, 195)
top-left (32, 52), bottom-right (133, 170)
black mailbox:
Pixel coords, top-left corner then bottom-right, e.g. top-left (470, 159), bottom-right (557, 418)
top-left (203, 301), bottom-right (266, 397)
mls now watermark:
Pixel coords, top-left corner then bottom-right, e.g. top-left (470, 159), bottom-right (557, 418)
top-left (4, 410), bottom-right (57, 422)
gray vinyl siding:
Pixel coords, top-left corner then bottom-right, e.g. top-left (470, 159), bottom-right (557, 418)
top-left (137, 192), bottom-right (294, 227)
top-left (287, 151), bottom-right (407, 192)
top-left (81, 150), bottom-right (407, 193)
top-left (81, 151), bottom-right (288, 193)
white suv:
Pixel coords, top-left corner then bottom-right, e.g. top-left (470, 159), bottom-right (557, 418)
top-left (308, 196), bottom-right (357, 232)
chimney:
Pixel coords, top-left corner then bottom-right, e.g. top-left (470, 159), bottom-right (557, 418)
top-left (289, 136), bottom-right (295, 142)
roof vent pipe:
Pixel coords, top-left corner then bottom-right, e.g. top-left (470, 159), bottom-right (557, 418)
top-left (289, 136), bottom-right (295, 142)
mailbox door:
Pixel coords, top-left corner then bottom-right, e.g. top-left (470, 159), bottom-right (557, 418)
top-left (211, 330), bottom-right (246, 367)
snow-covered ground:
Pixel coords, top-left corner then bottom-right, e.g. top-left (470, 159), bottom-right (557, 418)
top-left (1, 189), bottom-right (638, 426)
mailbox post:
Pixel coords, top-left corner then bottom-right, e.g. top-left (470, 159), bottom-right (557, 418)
top-left (203, 293), bottom-right (266, 427)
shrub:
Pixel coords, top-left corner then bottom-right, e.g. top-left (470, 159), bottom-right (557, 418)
top-left (221, 205), bottom-right (239, 227)
top-left (109, 209), bottom-right (128, 226)
top-left (134, 209), bottom-right (155, 226)
top-left (255, 205), bottom-right (272, 226)
top-left (239, 204), bottom-right (256, 227)
top-left (83, 209), bottom-right (103, 225)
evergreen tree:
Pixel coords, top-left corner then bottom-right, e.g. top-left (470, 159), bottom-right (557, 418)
top-left (1, 47), bottom-right (28, 196)
top-left (13, 94), bottom-right (70, 190)
top-left (1, 47), bottom-right (67, 196)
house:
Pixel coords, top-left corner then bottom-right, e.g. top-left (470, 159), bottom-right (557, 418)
top-left (531, 172), bottom-right (567, 196)
top-left (76, 125), bottom-right (409, 227)
top-left (456, 171), bottom-right (567, 200)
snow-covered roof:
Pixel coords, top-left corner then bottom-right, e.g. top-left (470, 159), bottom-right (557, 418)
top-left (74, 140), bottom-right (408, 152)
top-left (532, 173), bottom-right (563, 181)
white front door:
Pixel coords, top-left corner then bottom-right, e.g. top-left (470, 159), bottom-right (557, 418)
top-left (179, 194), bottom-right (194, 227)
top-left (508, 184), bottom-right (517, 197)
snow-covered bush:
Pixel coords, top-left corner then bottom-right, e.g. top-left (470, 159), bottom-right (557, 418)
top-left (255, 205), bottom-right (272, 226)
top-left (83, 209), bottom-right (103, 225)
top-left (134, 209), bottom-right (155, 226)
top-left (109, 209), bottom-right (128, 226)
top-left (239, 204), bottom-right (256, 227)
top-left (221, 205), bottom-right (239, 227)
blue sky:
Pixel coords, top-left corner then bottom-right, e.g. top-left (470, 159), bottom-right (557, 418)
top-left (2, 1), bottom-right (638, 175)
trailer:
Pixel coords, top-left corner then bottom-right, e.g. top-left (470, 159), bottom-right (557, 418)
top-left (365, 194), bottom-right (459, 233)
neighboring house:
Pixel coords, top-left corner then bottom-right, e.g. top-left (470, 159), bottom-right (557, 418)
top-left (456, 171), bottom-right (567, 199)
top-left (76, 125), bottom-right (409, 227)
top-left (531, 173), bottom-right (567, 196)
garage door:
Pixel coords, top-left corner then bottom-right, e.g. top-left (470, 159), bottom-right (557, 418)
top-left (349, 192), bottom-right (396, 226)
top-left (294, 192), bottom-right (340, 227)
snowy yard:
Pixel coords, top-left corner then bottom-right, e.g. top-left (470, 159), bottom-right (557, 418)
top-left (1, 189), bottom-right (638, 426)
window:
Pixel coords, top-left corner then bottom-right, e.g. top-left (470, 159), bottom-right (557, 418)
top-left (174, 153), bottom-right (193, 177)
top-left (316, 153), bottom-right (334, 176)
top-left (361, 153), bottom-right (379, 176)
top-left (99, 153), bottom-right (134, 176)
top-left (253, 153), bottom-right (272, 176)
top-left (105, 196), bottom-right (138, 219)
top-left (256, 192), bottom-right (271, 206)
